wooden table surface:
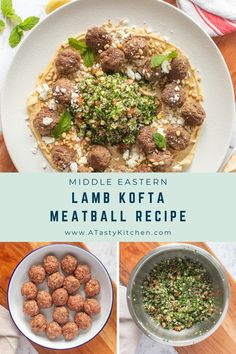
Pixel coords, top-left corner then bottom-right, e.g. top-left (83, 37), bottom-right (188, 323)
top-left (0, 242), bottom-right (117, 354)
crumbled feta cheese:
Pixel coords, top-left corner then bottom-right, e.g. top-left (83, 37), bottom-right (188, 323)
top-left (70, 162), bottom-right (78, 172)
top-left (161, 60), bottom-right (171, 74)
top-left (169, 94), bottom-right (180, 103)
top-left (151, 121), bottom-right (158, 129)
top-left (126, 67), bottom-right (135, 80)
top-left (47, 99), bottom-right (57, 111)
top-left (43, 117), bottom-right (53, 126)
top-left (157, 127), bottom-right (166, 136)
top-left (134, 72), bottom-right (142, 81)
top-left (36, 83), bottom-right (50, 101)
top-left (42, 136), bottom-right (55, 145)
top-left (174, 85), bottom-right (180, 91)
top-left (123, 150), bottom-right (130, 160)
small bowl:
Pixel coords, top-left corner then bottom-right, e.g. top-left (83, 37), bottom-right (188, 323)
top-left (8, 244), bottom-right (113, 350)
top-left (127, 243), bottom-right (230, 346)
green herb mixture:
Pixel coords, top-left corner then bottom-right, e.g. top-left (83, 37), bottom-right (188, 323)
top-left (142, 257), bottom-right (215, 331)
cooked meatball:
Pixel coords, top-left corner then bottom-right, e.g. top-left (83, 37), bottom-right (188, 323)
top-left (30, 314), bottom-right (47, 333)
top-left (84, 279), bottom-right (100, 297)
top-left (169, 55), bottom-right (189, 81)
top-left (52, 288), bottom-right (69, 306)
top-left (43, 255), bottom-right (59, 275)
top-left (181, 101), bottom-right (205, 126)
top-left (100, 48), bottom-right (125, 73)
top-left (85, 27), bottom-right (112, 53)
top-left (52, 78), bottom-right (74, 105)
top-left (37, 290), bottom-right (52, 309)
top-left (166, 126), bottom-right (190, 150)
top-left (51, 145), bottom-right (75, 170)
top-left (74, 264), bottom-right (91, 284)
top-left (48, 271), bottom-right (65, 290)
top-left (23, 300), bottom-right (39, 317)
top-left (46, 321), bottom-right (62, 340)
top-left (143, 59), bottom-right (166, 83)
top-left (67, 294), bottom-right (85, 312)
top-left (62, 322), bottom-right (78, 340)
top-left (147, 150), bottom-right (173, 172)
top-left (63, 275), bottom-right (80, 294)
top-left (61, 254), bottom-right (78, 274)
top-left (136, 126), bottom-right (156, 154)
top-left (84, 299), bottom-right (101, 316)
top-left (123, 36), bottom-right (149, 60)
top-left (87, 145), bottom-right (111, 171)
top-left (33, 107), bottom-right (59, 136)
top-left (55, 49), bottom-right (81, 75)
top-left (74, 312), bottom-right (92, 330)
top-left (52, 306), bottom-right (69, 325)
top-left (28, 265), bottom-right (46, 284)
top-left (161, 83), bottom-right (185, 108)
top-left (21, 282), bottom-right (38, 300)
top-left (135, 163), bottom-right (153, 172)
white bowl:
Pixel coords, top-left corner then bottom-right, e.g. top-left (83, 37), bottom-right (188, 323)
top-left (7, 244), bottom-right (114, 350)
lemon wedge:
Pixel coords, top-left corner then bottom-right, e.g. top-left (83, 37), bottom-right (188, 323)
top-left (45, 0), bottom-right (71, 14)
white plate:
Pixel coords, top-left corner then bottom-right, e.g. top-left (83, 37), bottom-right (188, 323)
top-left (7, 244), bottom-right (113, 350)
top-left (1, 0), bottom-right (235, 172)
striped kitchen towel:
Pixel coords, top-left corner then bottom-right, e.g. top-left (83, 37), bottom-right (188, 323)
top-left (176, 0), bottom-right (236, 36)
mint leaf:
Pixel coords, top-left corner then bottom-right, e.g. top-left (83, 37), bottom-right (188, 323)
top-left (151, 50), bottom-right (177, 69)
top-left (19, 16), bottom-right (39, 30)
top-left (153, 132), bottom-right (167, 150)
top-left (83, 47), bottom-right (94, 67)
top-left (9, 25), bottom-right (23, 48)
top-left (9, 13), bottom-right (22, 25)
top-left (0, 19), bottom-right (6, 32)
top-left (53, 111), bottom-right (72, 138)
top-left (68, 38), bottom-right (87, 54)
top-left (1, 0), bottom-right (13, 17)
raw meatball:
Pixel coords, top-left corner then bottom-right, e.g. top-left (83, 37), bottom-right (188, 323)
top-left (21, 282), bottom-right (38, 300)
top-left (136, 126), bottom-right (156, 154)
top-left (46, 321), bottom-right (62, 340)
top-left (84, 299), bottom-right (101, 316)
top-left (87, 145), bottom-right (111, 172)
top-left (147, 150), bottom-right (173, 172)
top-left (23, 300), bottom-right (39, 317)
top-left (74, 312), bottom-right (92, 330)
top-left (52, 288), bottom-right (69, 306)
top-left (169, 55), bottom-right (189, 81)
top-left (100, 48), bottom-right (125, 73)
top-left (85, 27), bottom-right (112, 52)
top-left (52, 306), bottom-right (69, 325)
top-left (123, 36), bottom-right (149, 60)
top-left (51, 145), bottom-right (75, 171)
top-left (28, 265), bottom-right (46, 284)
top-left (48, 272), bottom-right (65, 290)
top-left (55, 49), bottom-right (81, 75)
top-left (166, 126), bottom-right (190, 151)
top-left (37, 290), bottom-right (52, 309)
top-left (33, 107), bottom-right (59, 136)
top-left (181, 101), bottom-right (205, 126)
top-left (30, 314), bottom-right (47, 333)
top-left (143, 59), bottom-right (166, 83)
top-left (52, 78), bottom-right (74, 105)
top-left (63, 275), bottom-right (80, 294)
top-left (161, 83), bottom-right (185, 108)
top-left (62, 322), bottom-right (78, 340)
top-left (84, 279), bottom-right (100, 297)
top-left (61, 254), bottom-right (78, 274)
top-left (67, 294), bottom-right (85, 312)
top-left (74, 264), bottom-right (91, 284)
top-left (43, 255), bottom-right (59, 275)
top-left (135, 163), bottom-right (152, 172)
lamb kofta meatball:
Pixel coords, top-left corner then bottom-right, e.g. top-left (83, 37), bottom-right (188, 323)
top-left (161, 83), bottom-right (185, 108)
top-left (137, 126), bottom-right (156, 154)
top-left (37, 290), bottom-right (52, 309)
top-left (100, 48), bottom-right (125, 73)
top-left (61, 254), bottom-right (78, 274)
top-left (33, 107), bottom-right (59, 136)
top-left (52, 306), bottom-right (69, 325)
top-left (169, 55), bottom-right (189, 81)
top-left (63, 275), bottom-right (80, 294)
top-left (85, 26), bottom-right (112, 53)
top-left (181, 101), bottom-right (205, 126)
top-left (166, 126), bottom-right (190, 151)
top-left (147, 150), bottom-right (173, 172)
top-left (74, 312), bottom-right (92, 330)
top-left (23, 300), bottom-right (39, 317)
top-left (135, 163), bottom-right (153, 172)
top-left (55, 49), bottom-right (81, 76)
top-left (62, 322), bottom-right (78, 340)
top-left (87, 145), bottom-right (111, 172)
top-left (52, 78), bottom-right (74, 105)
top-left (74, 264), bottom-right (91, 284)
top-left (84, 299), bottom-right (101, 316)
top-left (46, 321), bottom-right (62, 340)
top-left (67, 294), bottom-right (85, 312)
top-left (48, 271), bottom-right (65, 290)
top-left (28, 264), bottom-right (46, 284)
top-left (30, 314), bottom-right (47, 333)
top-left (21, 282), bottom-right (38, 300)
top-left (143, 59), bottom-right (165, 84)
top-left (123, 36), bottom-right (149, 60)
top-left (52, 288), bottom-right (69, 306)
top-left (51, 145), bottom-right (75, 171)
top-left (84, 279), bottom-right (100, 297)
top-left (43, 255), bottom-right (59, 275)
